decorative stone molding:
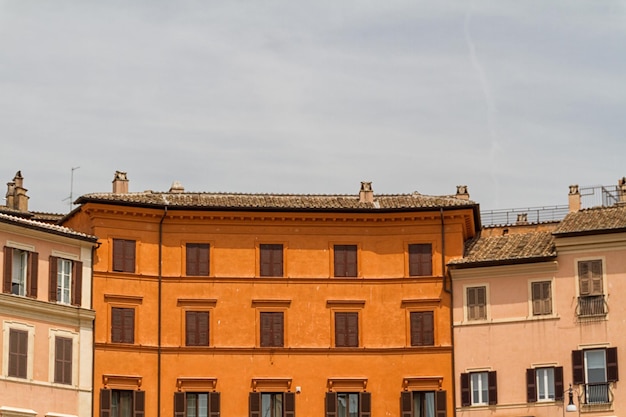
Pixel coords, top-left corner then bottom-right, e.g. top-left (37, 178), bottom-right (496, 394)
top-left (176, 377), bottom-right (218, 392)
top-left (251, 377), bottom-right (292, 392)
top-left (327, 377), bottom-right (367, 392)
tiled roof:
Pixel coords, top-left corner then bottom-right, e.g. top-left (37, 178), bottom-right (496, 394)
top-left (0, 212), bottom-right (97, 242)
top-left (75, 191), bottom-right (478, 211)
top-left (449, 231), bottom-right (556, 267)
top-left (554, 205), bottom-right (626, 236)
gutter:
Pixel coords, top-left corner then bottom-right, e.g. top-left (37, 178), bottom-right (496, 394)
top-left (158, 206), bottom-right (168, 417)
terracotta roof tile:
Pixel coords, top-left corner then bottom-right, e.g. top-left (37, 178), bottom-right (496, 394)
top-left (554, 205), bottom-right (626, 235)
top-left (449, 231), bottom-right (555, 267)
top-left (0, 212), bottom-right (97, 242)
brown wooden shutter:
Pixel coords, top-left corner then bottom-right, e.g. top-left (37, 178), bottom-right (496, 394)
top-left (460, 373), bottom-right (470, 406)
top-left (72, 261), bottom-right (83, 306)
top-left (113, 239), bottom-right (124, 272)
top-left (186, 311), bottom-right (197, 345)
top-left (261, 312), bottom-right (271, 347)
top-left (335, 313), bottom-right (346, 346)
top-left (260, 244), bottom-right (283, 277)
top-left (49, 256), bottom-right (58, 302)
top-left (113, 239), bottom-right (135, 273)
top-left (359, 392), bottom-right (371, 417)
top-left (124, 308), bottom-right (135, 344)
top-left (249, 392), bottom-right (261, 417)
top-left (346, 246), bottom-right (357, 277)
top-left (526, 368), bottom-right (536, 402)
top-left (347, 312), bottom-right (358, 347)
top-left (410, 311), bottom-right (434, 346)
top-left (174, 392), bottom-right (185, 417)
top-left (198, 244), bottom-right (210, 276)
top-left (28, 252), bottom-right (38, 298)
top-left (100, 388), bottom-right (112, 417)
top-left (54, 336), bottom-right (72, 384)
top-left (134, 390), bottom-right (145, 417)
top-left (187, 244), bottom-right (198, 276)
top-left (125, 241), bottom-right (136, 273)
top-left (209, 392), bottom-right (220, 417)
top-left (488, 371), bottom-right (497, 405)
top-left (111, 308), bottom-right (122, 342)
top-left (334, 245), bottom-right (357, 277)
top-left (325, 392), bottom-right (337, 417)
top-left (554, 366), bottom-right (564, 401)
top-left (409, 244), bottom-right (432, 276)
top-left (198, 311), bottom-right (209, 346)
top-left (607, 347), bottom-right (619, 382)
top-left (273, 312), bottom-right (284, 347)
top-left (400, 391), bottom-right (412, 417)
top-left (284, 392), bottom-right (295, 417)
top-left (3, 246), bottom-right (12, 293)
top-left (9, 329), bottom-right (27, 378)
top-left (572, 350), bottom-right (585, 384)
top-left (435, 390), bottom-right (446, 417)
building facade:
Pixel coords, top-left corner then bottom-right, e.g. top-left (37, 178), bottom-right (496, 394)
top-left (62, 172), bottom-right (480, 417)
top-left (0, 211), bottom-right (97, 417)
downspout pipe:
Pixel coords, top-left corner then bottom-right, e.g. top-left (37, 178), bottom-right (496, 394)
top-left (440, 208), bottom-right (457, 417)
top-left (158, 206), bottom-right (168, 417)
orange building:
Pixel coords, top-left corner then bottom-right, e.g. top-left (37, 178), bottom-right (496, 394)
top-left (62, 172), bottom-right (480, 417)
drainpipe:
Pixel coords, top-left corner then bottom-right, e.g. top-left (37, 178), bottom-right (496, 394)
top-left (158, 206), bottom-right (168, 417)
top-left (440, 208), bottom-right (457, 417)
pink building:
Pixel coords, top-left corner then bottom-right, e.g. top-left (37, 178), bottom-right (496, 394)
top-left (449, 184), bottom-right (625, 417)
top-left (0, 173), bottom-right (98, 417)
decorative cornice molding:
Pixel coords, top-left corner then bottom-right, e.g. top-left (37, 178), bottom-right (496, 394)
top-left (0, 294), bottom-right (95, 327)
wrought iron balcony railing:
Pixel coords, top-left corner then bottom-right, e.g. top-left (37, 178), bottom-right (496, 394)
top-left (582, 382), bottom-right (613, 405)
top-left (576, 295), bottom-right (608, 317)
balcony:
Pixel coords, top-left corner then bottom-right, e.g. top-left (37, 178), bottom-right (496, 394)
top-left (576, 295), bottom-right (608, 318)
top-left (580, 382), bottom-right (613, 412)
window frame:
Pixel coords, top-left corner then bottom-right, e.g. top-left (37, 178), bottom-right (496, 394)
top-left (333, 244), bottom-right (358, 278)
top-left (2, 321), bottom-right (34, 380)
top-left (408, 243), bottom-right (433, 277)
top-left (186, 243), bottom-right (210, 277)
top-left (400, 390), bottom-right (446, 417)
top-left (100, 388), bottom-right (145, 417)
top-left (460, 371), bottom-right (497, 407)
top-left (530, 280), bottom-right (553, 316)
top-left (3, 245), bottom-right (38, 298)
top-left (112, 238), bottom-right (136, 273)
top-left (334, 311), bottom-right (359, 348)
top-left (572, 347), bottom-right (618, 405)
top-left (526, 366), bottom-right (564, 403)
top-left (259, 311), bottom-right (285, 348)
top-left (325, 391), bottom-right (371, 417)
top-left (575, 258), bottom-right (607, 317)
top-left (259, 244), bottom-right (284, 277)
top-left (185, 310), bottom-right (210, 347)
top-left (409, 311), bottom-right (435, 347)
top-left (249, 391), bottom-right (295, 417)
top-left (464, 285), bottom-right (488, 322)
top-left (174, 391), bottom-right (221, 417)
top-left (111, 306), bottom-right (135, 344)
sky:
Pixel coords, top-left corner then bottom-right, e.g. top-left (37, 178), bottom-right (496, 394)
top-left (1, 1), bottom-right (625, 215)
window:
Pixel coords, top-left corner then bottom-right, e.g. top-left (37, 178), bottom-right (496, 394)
top-left (113, 239), bottom-right (136, 273)
top-left (3, 246), bottom-right (38, 297)
top-left (186, 243), bottom-right (210, 276)
top-left (8, 329), bottom-right (28, 379)
top-left (174, 392), bottom-right (221, 417)
top-left (410, 311), bottom-right (434, 346)
top-left (49, 257), bottom-right (83, 306)
top-left (526, 367), bottom-right (563, 402)
top-left (260, 244), bottom-right (283, 277)
top-left (260, 312), bottom-right (284, 347)
top-left (531, 281), bottom-right (552, 316)
top-left (400, 391), bottom-right (447, 417)
top-left (466, 286), bottom-right (486, 321)
top-left (249, 392), bottom-right (294, 417)
top-left (111, 307), bottom-right (135, 344)
top-left (100, 388), bottom-right (145, 417)
top-left (334, 245), bottom-right (357, 278)
top-left (54, 336), bottom-right (73, 385)
top-left (335, 312), bottom-right (358, 347)
top-left (577, 260), bottom-right (606, 316)
top-left (325, 392), bottom-right (371, 417)
top-left (460, 371), bottom-right (497, 406)
top-left (186, 311), bottom-right (209, 346)
top-left (409, 244), bottom-right (432, 276)
top-left (572, 348), bottom-right (618, 405)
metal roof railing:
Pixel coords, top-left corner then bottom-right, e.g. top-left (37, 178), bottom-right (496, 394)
top-left (480, 205), bottom-right (569, 227)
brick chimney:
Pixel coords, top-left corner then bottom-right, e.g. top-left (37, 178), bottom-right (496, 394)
top-left (359, 182), bottom-right (374, 203)
top-left (568, 184), bottom-right (581, 212)
top-left (5, 171), bottom-right (29, 212)
top-left (455, 185), bottom-right (470, 200)
top-left (112, 171), bottom-right (129, 194)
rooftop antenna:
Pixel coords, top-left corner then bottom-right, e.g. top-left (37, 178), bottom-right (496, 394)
top-left (63, 166), bottom-right (80, 211)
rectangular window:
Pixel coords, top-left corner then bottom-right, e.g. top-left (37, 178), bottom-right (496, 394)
top-left (466, 286), bottom-right (487, 321)
top-left (335, 312), bottom-right (359, 347)
top-left (400, 391), bottom-right (447, 417)
top-left (3, 247), bottom-right (37, 297)
top-left (54, 336), bottom-right (73, 385)
top-left (186, 243), bottom-right (210, 276)
top-left (460, 371), bottom-right (497, 406)
top-left (174, 392), bottom-right (220, 417)
top-left (409, 244), bottom-right (432, 276)
top-left (410, 311), bottom-right (434, 346)
top-left (57, 258), bottom-right (72, 304)
top-left (11, 249), bottom-right (28, 296)
top-left (334, 245), bottom-right (357, 277)
top-left (577, 260), bottom-right (606, 316)
top-left (100, 388), bottom-right (145, 417)
top-left (260, 244), bottom-right (283, 277)
top-left (325, 392), bottom-right (371, 417)
top-left (249, 392), bottom-right (294, 417)
top-left (111, 307), bottom-right (135, 344)
top-left (112, 239), bottom-right (136, 273)
top-left (531, 281), bottom-right (552, 316)
top-left (573, 348), bottom-right (618, 405)
top-left (8, 328), bottom-right (28, 379)
top-left (526, 367), bottom-right (564, 403)
top-left (186, 311), bottom-right (209, 346)
top-left (260, 312), bottom-right (284, 347)
top-left (49, 257), bottom-right (83, 306)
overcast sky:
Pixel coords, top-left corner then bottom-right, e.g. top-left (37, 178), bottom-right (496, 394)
top-left (1, 1), bottom-right (625, 215)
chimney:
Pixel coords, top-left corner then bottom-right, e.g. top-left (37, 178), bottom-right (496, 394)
top-left (112, 171), bottom-right (129, 194)
top-left (618, 177), bottom-right (626, 204)
top-left (568, 184), bottom-right (581, 212)
top-left (516, 213), bottom-right (528, 225)
top-left (169, 181), bottom-right (184, 193)
top-left (455, 185), bottom-right (470, 200)
top-left (5, 180), bottom-right (15, 208)
top-left (5, 171), bottom-right (29, 212)
top-left (359, 182), bottom-right (374, 203)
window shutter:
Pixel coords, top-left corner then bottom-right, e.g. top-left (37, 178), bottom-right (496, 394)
top-left (174, 392), bottom-right (185, 417)
top-left (526, 368), bottom-right (536, 403)
top-left (261, 313), bottom-right (271, 347)
top-left (325, 392), bottom-right (337, 417)
top-left (423, 311), bottom-right (434, 346)
top-left (124, 241), bottom-right (136, 273)
top-left (409, 244), bottom-right (432, 276)
top-left (209, 392), bottom-right (221, 417)
top-left (607, 347), bottom-right (619, 382)
top-left (335, 313), bottom-right (346, 347)
top-left (100, 389), bottom-right (112, 417)
top-left (400, 391), bottom-right (412, 417)
top-left (198, 311), bottom-right (209, 346)
top-left (187, 244), bottom-right (199, 276)
top-left (49, 256), bottom-right (58, 302)
top-left (124, 308), bottom-right (135, 344)
top-left (460, 373), bottom-right (470, 407)
top-left (3, 246), bottom-right (12, 293)
top-left (488, 371), bottom-right (497, 405)
top-left (334, 246), bottom-right (346, 277)
top-left (272, 245), bottom-right (283, 277)
top-left (591, 260), bottom-right (603, 295)
top-left (346, 246), bottom-right (357, 277)
top-left (112, 308), bottom-right (122, 342)
top-left (72, 261), bottom-right (83, 306)
top-left (186, 311), bottom-right (197, 346)
top-left (113, 239), bottom-right (124, 272)
top-left (435, 390), bottom-right (446, 417)
top-left (260, 244), bottom-right (282, 277)
top-left (284, 392), bottom-right (295, 417)
top-left (347, 313), bottom-right (358, 347)
top-left (572, 350), bottom-right (585, 384)
top-left (359, 392), bottom-right (371, 417)
top-left (249, 392), bottom-right (261, 417)
top-left (54, 336), bottom-right (72, 385)
top-left (273, 312), bottom-right (284, 347)
top-left (334, 245), bottom-right (357, 277)
top-left (260, 245), bottom-right (271, 276)
top-left (9, 329), bottom-right (27, 378)
top-left (198, 244), bottom-right (210, 276)
top-left (554, 367), bottom-right (564, 401)
top-left (133, 390), bottom-right (145, 417)
top-left (28, 251), bottom-right (38, 298)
